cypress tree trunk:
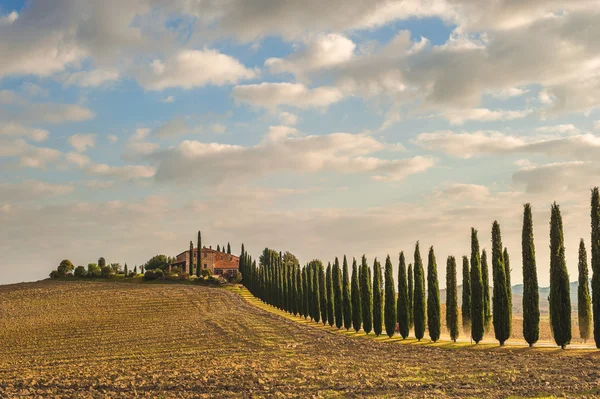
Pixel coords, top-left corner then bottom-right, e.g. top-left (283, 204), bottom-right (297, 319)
top-left (333, 257), bottom-right (343, 329)
top-left (326, 263), bottom-right (335, 326)
top-left (413, 242), bottom-right (426, 341)
top-left (591, 188), bottom-right (600, 348)
top-left (360, 255), bottom-right (373, 334)
top-left (549, 203), bottom-right (572, 349)
top-left (481, 249), bottom-right (492, 333)
top-left (319, 263), bottom-right (327, 325)
top-left (503, 247), bottom-right (513, 338)
top-left (491, 221), bottom-right (510, 346)
top-left (578, 239), bottom-right (592, 342)
top-left (342, 255), bottom-right (352, 330)
top-left (427, 246), bottom-right (441, 342)
top-left (373, 258), bottom-right (383, 336)
top-left (384, 255), bottom-right (397, 338)
top-left (471, 229), bottom-right (484, 344)
top-left (197, 231), bottom-right (202, 277)
top-left (408, 263), bottom-right (414, 330)
top-left (461, 256), bottom-right (471, 334)
top-left (351, 258), bottom-right (362, 332)
top-left (522, 203), bottom-right (539, 347)
top-left (397, 252), bottom-right (410, 339)
top-left (446, 256), bottom-right (459, 342)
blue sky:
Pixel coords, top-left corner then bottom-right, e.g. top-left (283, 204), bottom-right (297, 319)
top-left (1, 0), bottom-right (600, 286)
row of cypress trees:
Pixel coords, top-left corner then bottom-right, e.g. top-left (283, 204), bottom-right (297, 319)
top-left (238, 188), bottom-right (600, 349)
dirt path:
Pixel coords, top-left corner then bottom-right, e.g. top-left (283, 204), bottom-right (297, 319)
top-left (1, 280), bottom-right (599, 398)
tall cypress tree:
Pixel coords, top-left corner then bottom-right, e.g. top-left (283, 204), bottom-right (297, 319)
top-left (333, 257), bottom-right (343, 329)
top-left (326, 262), bottom-right (335, 326)
top-left (227, 242), bottom-right (231, 254)
top-left (351, 258), bottom-right (362, 332)
top-left (413, 242), bottom-right (426, 341)
top-left (481, 249), bottom-right (492, 333)
top-left (446, 256), bottom-right (459, 342)
top-left (470, 228), bottom-right (484, 344)
top-left (578, 239), bottom-right (592, 342)
top-left (549, 203), bottom-right (571, 349)
top-left (303, 266), bottom-right (310, 319)
top-left (427, 246), bottom-right (441, 342)
top-left (294, 265), bottom-right (300, 316)
top-left (492, 221), bottom-right (510, 346)
top-left (188, 241), bottom-right (194, 275)
top-left (461, 256), bottom-right (471, 334)
top-left (397, 252), bottom-right (410, 339)
top-left (407, 263), bottom-right (414, 330)
top-left (373, 258), bottom-right (383, 336)
top-left (342, 255), bottom-right (352, 330)
top-left (522, 203), bottom-right (539, 347)
top-left (197, 231), bottom-right (202, 277)
top-left (311, 263), bottom-right (320, 323)
top-left (319, 262), bottom-right (327, 325)
top-left (591, 188), bottom-right (600, 348)
top-left (384, 255), bottom-right (397, 338)
top-left (217, 244), bottom-right (220, 252)
top-left (360, 255), bottom-right (373, 334)
top-left (503, 247), bottom-right (513, 338)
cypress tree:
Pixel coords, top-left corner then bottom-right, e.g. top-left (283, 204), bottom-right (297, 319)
top-left (481, 249), bottom-right (492, 333)
top-left (189, 241), bottom-right (193, 275)
top-left (124, 263), bottom-right (128, 276)
top-left (296, 265), bottom-right (303, 317)
top-left (427, 246), bottom-right (441, 342)
top-left (413, 242), bottom-right (426, 341)
top-left (491, 221), bottom-right (510, 346)
top-left (342, 255), bottom-right (352, 330)
top-left (217, 244), bottom-right (220, 252)
top-left (384, 255), bottom-right (397, 338)
top-left (291, 263), bottom-right (298, 315)
top-left (471, 228), bottom-right (484, 344)
top-left (397, 252), bottom-right (410, 339)
top-left (591, 188), bottom-right (600, 348)
top-left (197, 232), bottom-right (202, 277)
top-left (227, 242), bottom-right (231, 254)
top-left (360, 255), bottom-right (373, 334)
top-left (461, 256), bottom-right (471, 334)
top-left (522, 203), bottom-right (539, 347)
top-left (503, 247), bottom-right (513, 338)
top-left (446, 256), bottom-right (459, 342)
top-left (578, 239), bottom-right (592, 342)
top-left (408, 263), bottom-right (414, 330)
top-left (333, 257), bottom-right (343, 329)
top-left (351, 258), bottom-right (362, 332)
top-left (303, 266), bottom-right (310, 319)
top-left (326, 263), bottom-right (335, 327)
top-left (373, 258), bottom-right (383, 336)
top-left (549, 203), bottom-right (571, 349)
top-left (134, 265), bottom-right (137, 274)
top-left (319, 262), bottom-right (327, 325)
top-left (312, 262), bottom-right (321, 323)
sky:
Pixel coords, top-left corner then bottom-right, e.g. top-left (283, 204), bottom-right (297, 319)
top-left (1, 0), bottom-right (600, 286)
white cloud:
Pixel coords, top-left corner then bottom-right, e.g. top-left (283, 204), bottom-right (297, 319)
top-left (108, 134), bottom-right (119, 144)
top-left (594, 121), bottom-right (600, 131)
top-left (162, 96), bottom-right (175, 103)
top-left (21, 82), bottom-right (49, 98)
top-left (137, 49), bottom-right (256, 91)
top-left (85, 163), bottom-right (156, 180)
top-left (441, 108), bottom-right (533, 125)
top-left (0, 139), bottom-right (62, 168)
top-left (210, 123), bottom-right (226, 134)
top-left (0, 180), bottom-right (73, 202)
top-left (278, 111), bottom-right (298, 126)
top-left (62, 68), bottom-right (119, 87)
top-left (66, 152), bottom-right (91, 167)
top-left (535, 124), bottom-right (579, 135)
top-left (0, 122), bottom-right (49, 142)
top-left (0, 90), bottom-right (94, 124)
top-left (68, 134), bottom-right (96, 153)
top-left (0, 11), bottom-right (18, 26)
top-left (233, 82), bottom-right (344, 110)
top-left (487, 87), bottom-right (528, 99)
top-left (125, 129), bottom-right (160, 157)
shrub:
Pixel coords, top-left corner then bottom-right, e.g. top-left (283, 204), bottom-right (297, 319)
top-left (144, 270), bottom-right (156, 280)
top-left (101, 266), bottom-right (115, 278)
top-left (179, 272), bottom-right (190, 280)
top-left (153, 268), bottom-right (164, 280)
top-left (201, 268), bottom-right (212, 279)
top-left (128, 271), bottom-right (136, 278)
top-left (87, 263), bottom-right (101, 278)
top-left (226, 270), bottom-right (242, 283)
top-left (49, 270), bottom-right (60, 279)
top-left (74, 266), bottom-right (87, 277)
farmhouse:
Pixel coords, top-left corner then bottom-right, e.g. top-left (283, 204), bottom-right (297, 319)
top-left (170, 247), bottom-right (239, 276)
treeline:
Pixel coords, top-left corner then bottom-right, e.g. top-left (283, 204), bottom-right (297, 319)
top-left (239, 188), bottom-right (600, 350)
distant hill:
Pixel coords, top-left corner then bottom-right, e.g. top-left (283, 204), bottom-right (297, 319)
top-left (440, 280), bottom-right (587, 315)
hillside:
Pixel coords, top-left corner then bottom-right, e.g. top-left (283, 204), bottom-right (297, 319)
top-left (0, 280), bottom-right (598, 398)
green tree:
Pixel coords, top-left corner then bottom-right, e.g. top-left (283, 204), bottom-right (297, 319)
top-left (413, 242), bottom-right (426, 341)
top-left (87, 263), bottom-right (100, 278)
top-left (189, 241), bottom-right (194, 275)
top-left (591, 188), bottom-right (600, 348)
top-left (503, 247), bottom-right (513, 338)
top-left (549, 203), bottom-right (572, 349)
top-left (481, 249), bottom-right (492, 333)
top-left (408, 263), bottom-right (414, 330)
top-left (144, 255), bottom-right (170, 271)
top-left (134, 265), bottom-right (138, 275)
top-left (351, 258), bottom-right (362, 332)
top-left (217, 245), bottom-right (220, 252)
top-left (333, 257), bottom-right (343, 329)
top-left (578, 239), bottom-right (592, 342)
top-left (360, 255), bottom-right (373, 334)
top-left (384, 255), bottom-right (397, 338)
top-left (296, 265), bottom-right (303, 317)
top-left (397, 252), bottom-right (410, 339)
top-left (491, 221), bottom-right (510, 346)
top-left (227, 242), bottom-right (231, 254)
top-left (98, 257), bottom-right (106, 268)
top-left (446, 256), bottom-right (459, 342)
top-left (522, 203), bottom-right (540, 347)
top-left (57, 259), bottom-right (74, 276)
top-left (471, 228), bottom-right (484, 344)
top-left (74, 265), bottom-right (87, 277)
top-left (461, 256), bottom-right (471, 334)
top-left (427, 246), bottom-right (441, 342)
top-left (319, 262), bottom-right (327, 325)
top-left (303, 266), bottom-right (310, 319)
top-left (342, 255), bottom-right (352, 330)
top-left (124, 263), bottom-right (128, 276)
top-left (197, 231), bottom-right (202, 277)
top-left (326, 263), bottom-right (335, 326)
top-left (373, 258), bottom-right (383, 336)
top-left (311, 262), bottom-right (321, 323)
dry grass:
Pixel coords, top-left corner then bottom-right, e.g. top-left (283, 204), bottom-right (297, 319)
top-left (0, 280), bottom-right (599, 398)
